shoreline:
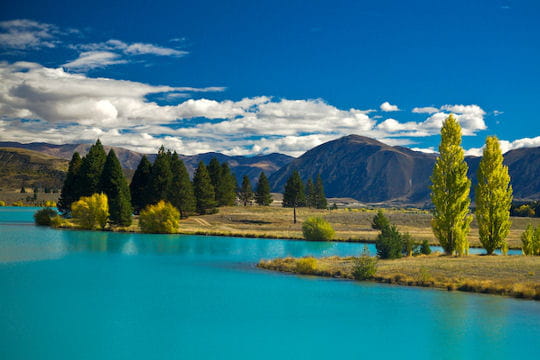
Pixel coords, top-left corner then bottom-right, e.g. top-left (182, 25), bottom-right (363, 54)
top-left (258, 255), bottom-right (540, 301)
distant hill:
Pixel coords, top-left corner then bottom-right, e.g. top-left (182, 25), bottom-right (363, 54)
top-left (0, 147), bottom-right (68, 191)
top-left (268, 134), bottom-right (540, 205)
top-left (0, 141), bottom-right (294, 185)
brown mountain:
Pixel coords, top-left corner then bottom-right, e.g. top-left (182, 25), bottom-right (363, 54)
top-left (0, 141), bottom-right (294, 185)
top-left (269, 134), bottom-right (540, 205)
top-left (0, 147), bottom-right (68, 191)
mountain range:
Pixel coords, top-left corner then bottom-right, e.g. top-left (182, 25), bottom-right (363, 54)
top-left (1, 136), bottom-right (539, 205)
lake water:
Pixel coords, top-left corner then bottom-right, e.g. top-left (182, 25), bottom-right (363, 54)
top-left (1, 207), bottom-right (539, 359)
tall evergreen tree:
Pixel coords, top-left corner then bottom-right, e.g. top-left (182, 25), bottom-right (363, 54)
top-left (58, 152), bottom-right (82, 214)
top-left (193, 161), bottom-right (217, 214)
top-left (282, 170), bottom-right (306, 224)
top-left (430, 115), bottom-right (472, 256)
top-left (99, 149), bottom-right (132, 226)
top-left (208, 157), bottom-right (222, 198)
top-left (238, 175), bottom-right (253, 206)
top-left (169, 152), bottom-right (196, 218)
top-left (255, 172), bottom-right (273, 206)
top-left (314, 174), bottom-right (328, 209)
top-left (305, 178), bottom-right (315, 208)
top-left (130, 155), bottom-right (152, 213)
top-left (149, 146), bottom-right (173, 204)
top-left (78, 139), bottom-right (107, 196)
top-left (217, 163), bottom-right (237, 206)
top-left (475, 136), bottom-right (513, 255)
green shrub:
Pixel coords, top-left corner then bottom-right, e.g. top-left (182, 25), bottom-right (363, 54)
top-left (139, 200), bottom-right (180, 234)
top-left (352, 254), bottom-right (378, 280)
top-left (0, 200), bottom-right (6, 206)
top-left (418, 239), bottom-right (432, 255)
top-left (11, 201), bottom-right (24, 207)
top-left (34, 207), bottom-right (57, 226)
top-left (302, 217), bottom-right (335, 241)
top-left (401, 232), bottom-right (418, 256)
top-left (71, 193), bottom-right (109, 230)
top-left (376, 224), bottom-right (403, 259)
top-left (295, 257), bottom-right (317, 274)
top-left (50, 215), bottom-right (69, 228)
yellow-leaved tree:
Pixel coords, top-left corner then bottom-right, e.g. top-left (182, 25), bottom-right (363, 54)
top-left (475, 136), bottom-right (513, 255)
top-left (139, 200), bottom-right (180, 234)
top-left (430, 114), bottom-right (472, 256)
top-left (71, 193), bottom-right (109, 230)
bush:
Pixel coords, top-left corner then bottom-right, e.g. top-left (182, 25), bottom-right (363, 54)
top-left (401, 232), bottom-right (418, 256)
top-left (376, 224), bottom-right (403, 259)
top-left (34, 207), bottom-right (57, 226)
top-left (71, 193), bottom-right (109, 230)
top-left (11, 201), bottom-right (23, 207)
top-left (352, 252), bottom-right (378, 280)
top-left (0, 200), bottom-right (6, 206)
top-left (302, 217), bottom-right (335, 241)
top-left (139, 201), bottom-right (180, 234)
top-left (295, 257), bottom-right (317, 274)
top-left (418, 239), bottom-right (432, 255)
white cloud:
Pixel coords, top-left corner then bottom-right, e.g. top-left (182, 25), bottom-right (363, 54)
top-left (0, 19), bottom-right (61, 49)
top-left (493, 110), bottom-right (503, 116)
top-left (63, 51), bottom-right (128, 70)
top-left (125, 43), bottom-right (187, 56)
top-left (466, 136), bottom-right (540, 156)
top-left (380, 101), bottom-right (399, 112)
top-left (412, 106), bottom-right (439, 114)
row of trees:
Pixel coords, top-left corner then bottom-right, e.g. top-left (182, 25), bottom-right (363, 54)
top-left (430, 115), bottom-right (513, 255)
top-left (58, 140), bottom-right (132, 226)
top-left (58, 141), bottom-right (276, 228)
top-left (282, 170), bottom-right (327, 223)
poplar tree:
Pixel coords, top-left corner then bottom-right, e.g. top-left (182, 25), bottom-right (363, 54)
top-left (169, 152), bottom-right (196, 218)
top-left (430, 114), bottom-right (472, 256)
top-left (305, 178), bottom-right (315, 208)
top-left (193, 161), bottom-right (217, 214)
top-left (99, 149), bottom-right (132, 226)
top-left (314, 174), bottom-right (327, 209)
top-left (130, 155), bottom-right (152, 213)
top-left (149, 146), bottom-right (173, 204)
top-left (238, 175), bottom-right (253, 206)
top-left (282, 170), bottom-right (305, 224)
top-left (475, 136), bottom-right (513, 254)
top-left (58, 152), bottom-right (82, 214)
top-left (255, 172), bottom-right (273, 206)
top-left (78, 139), bottom-right (107, 196)
top-left (218, 163), bottom-right (237, 206)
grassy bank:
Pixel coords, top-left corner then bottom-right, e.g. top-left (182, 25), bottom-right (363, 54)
top-left (176, 206), bottom-right (539, 248)
top-left (258, 255), bottom-right (540, 300)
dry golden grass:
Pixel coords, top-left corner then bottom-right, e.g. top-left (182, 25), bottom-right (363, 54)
top-left (258, 254), bottom-right (540, 300)
top-left (176, 206), bottom-right (540, 249)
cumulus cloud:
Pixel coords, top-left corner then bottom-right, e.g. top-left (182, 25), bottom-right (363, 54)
top-left (0, 19), bottom-right (61, 50)
top-left (412, 106), bottom-right (439, 114)
top-left (380, 101), bottom-right (399, 112)
top-left (466, 136), bottom-right (540, 156)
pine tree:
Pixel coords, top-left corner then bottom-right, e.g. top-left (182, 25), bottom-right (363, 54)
top-left (193, 161), bottom-right (217, 214)
top-left (58, 152), bottom-right (83, 214)
top-left (430, 114), bottom-right (472, 256)
top-left (239, 175), bottom-right (253, 206)
top-left (282, 170), bottom-right (306, 224)
top-left (78, 139), bottom-right (107, 196)
top-left (149, 146), bottom-right (173, 204)
top-left (208, 157), bottom-right (222, 199)
top-left (217, 163), bottom-right (237, 206)
top-left (475, 136), bottom-right (513, 255)
top-left (314, 174), bottom-right (327, 209)
top-left (255, 172), bottom-right (273, 206)
top-left (130, 155), bottom-right (152, 213)
top-left (169, 152), bottom-right (196, 218)
top-left (305, 178), bottom-right (315, 208)
top-left (99, 149), bottom-right (132, 226)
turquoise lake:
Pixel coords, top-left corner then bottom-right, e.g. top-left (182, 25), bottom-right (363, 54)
top-left (1, 207), bottom-right (539, 359)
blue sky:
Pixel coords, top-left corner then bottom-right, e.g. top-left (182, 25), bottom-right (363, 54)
top-left (0, 0), bottom-right (539, 156)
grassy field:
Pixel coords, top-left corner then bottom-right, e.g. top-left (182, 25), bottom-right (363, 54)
top-left (175, 205), bottom-right (540, 249)
top-left (0, 191), bottom-right (60, 206)
top-left (258, 254), bottom-right (540, 300)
